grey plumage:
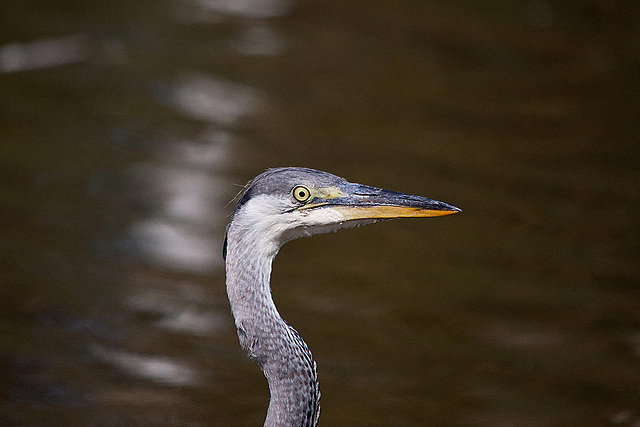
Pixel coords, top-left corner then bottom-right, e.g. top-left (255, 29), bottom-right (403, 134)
top-left (224, 167), bottom-right (460, 426)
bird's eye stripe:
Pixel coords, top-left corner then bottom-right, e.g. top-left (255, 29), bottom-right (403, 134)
top-left (292, 185), bottom-right (312, 202)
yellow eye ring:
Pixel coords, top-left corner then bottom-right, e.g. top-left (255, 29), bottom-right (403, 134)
top-left (292, 185), bottom-right (312, 202)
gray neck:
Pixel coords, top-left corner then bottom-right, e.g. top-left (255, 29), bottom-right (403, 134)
top-left (225, 225), bottom-right (320, 427)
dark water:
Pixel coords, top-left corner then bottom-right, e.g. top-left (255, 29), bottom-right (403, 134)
top-left (1, 1), bottom-right (638, 425)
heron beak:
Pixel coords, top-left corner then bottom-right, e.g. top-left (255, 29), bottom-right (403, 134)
top-left (302, 183), bottom-right (461, 220)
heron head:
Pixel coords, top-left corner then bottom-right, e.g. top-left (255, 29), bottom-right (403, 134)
top-left (224, 167), bottom-right (460, 259)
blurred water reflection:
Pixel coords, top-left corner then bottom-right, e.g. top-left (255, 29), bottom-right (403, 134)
top-left (190, 0), bottom-right (293, 18)
top-left (174, 0), bottom-right (293, 23)
top-left (94, 10), bottom-right (268, 398)
top-left (126, 164), bottom-right (225, 272)
top-left (162, 74), bottom-right (261, 125)
top-left (91, 344), bottom-right (202, 386)
top-left (0, 34), bottom-right (90, 73)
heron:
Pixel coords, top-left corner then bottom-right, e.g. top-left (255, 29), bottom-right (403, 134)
top-left (224, 167), bottom-right (460, 426)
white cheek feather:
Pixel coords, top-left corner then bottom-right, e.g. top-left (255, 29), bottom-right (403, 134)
top-left (297, 206), bottom-right (345, 226)
top-left (231, 195), bottom-right (292, 253)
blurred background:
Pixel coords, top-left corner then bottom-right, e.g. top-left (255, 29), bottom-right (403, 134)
top-left (1, 1), bottom-right (638, 425)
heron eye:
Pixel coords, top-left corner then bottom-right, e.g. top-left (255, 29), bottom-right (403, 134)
top-left (292, 185), bottom-right (312, 202)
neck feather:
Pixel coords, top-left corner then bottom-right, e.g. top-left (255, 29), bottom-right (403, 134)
top-left (225, 223), bottom-right (320, 427)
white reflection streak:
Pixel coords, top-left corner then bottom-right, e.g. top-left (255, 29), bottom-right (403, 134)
top-left (125, 281), bottom-right (228, 337)
top-left (162, 129), bottom-right (232, 167)
top-left (128, 165), bottom-right (226, 273)
top-left (170, 74), bottom-right (260, 124)
top-left (174, 0), bottom-right (290, 55)
top-left (156, 167), bottom-right (223, 224)
top-left (0, 34), bottom-right (89, 73)
top-left (131, 219), bottom-right (218, 272)
top-left (195, 0), bottom-right (292, 18)
top-left (159, 310), bottom-right (225, 336)
top-left (91, 344), bottom-right (200, 386)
